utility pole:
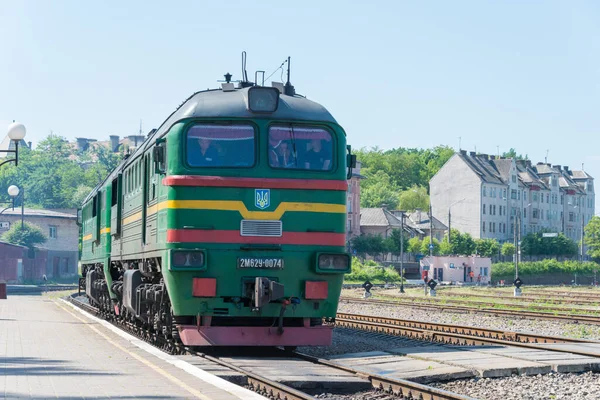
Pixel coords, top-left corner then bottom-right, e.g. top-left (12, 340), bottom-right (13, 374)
top-left (448, 210), bottom-right (451, 244)
top-left (399, 211), bottom-right (405, 294)
top-left (21, 186), bottom-right (24, 229)
top-left (429, 204), bottom-right (433, 257)
top-left (514, 212), bottom-right (522, 297)
top-left (581, 214), bottom-right (585, 262)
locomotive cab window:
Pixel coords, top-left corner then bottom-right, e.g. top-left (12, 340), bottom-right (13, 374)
top-left (186, 124), bottom-right (255, 168)
top-left (269, 125), bottom-right (333, 171)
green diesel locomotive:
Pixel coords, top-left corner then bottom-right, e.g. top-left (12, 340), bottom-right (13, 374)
top-left (80, 71), bottom-right (355, 347)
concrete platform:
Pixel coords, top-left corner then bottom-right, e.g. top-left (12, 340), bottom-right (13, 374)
top-left (327, 351), bottom-right (475, 383)
top-left (217, 356), bottom-right (372, 393)
top-left (0, 295), bottom-right (266, 400)
top-left (457, 345), bottom-right (600, 373)
top-left (389, 346), bottom-right (552, 377)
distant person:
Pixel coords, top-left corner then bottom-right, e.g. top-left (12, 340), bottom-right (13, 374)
top-left (274, 141), bottom-right (296, 168)
top-left (304, 138), bottom-right (331, 170)
top-left (191, 138), bottom-right (219, 166)
top-left (469, 270), bottom-right (474, 282)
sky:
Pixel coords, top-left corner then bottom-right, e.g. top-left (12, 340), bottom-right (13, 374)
top-left (1, 1), bottom-right (599, 207)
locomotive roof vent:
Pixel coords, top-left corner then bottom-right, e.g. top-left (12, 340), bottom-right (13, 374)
top-left (271, 82), bottom-right (284, 94)
top-left (221, 82), bottom-right (235, 92)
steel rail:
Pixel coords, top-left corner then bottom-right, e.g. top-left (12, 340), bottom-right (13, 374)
top-left (68, 294), bottom-right (475, 400)
top-left (340, 297), bottom-right (600, 325)
top-left (335, 313), bottom-right (600, 359)
top-left (438, 291), bottom-right (600, 305)
top-left (293, 351), bottom-right (476, 400)
top-left (360, 295), bottom-right (599, 313)
top-left (67, 295), bottom-right (312, 400)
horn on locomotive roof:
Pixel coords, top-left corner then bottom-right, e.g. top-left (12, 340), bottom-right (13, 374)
top-left (239, 51), bottom-right (254, 88)
top-left (284, 56), bottom-right (295, 96)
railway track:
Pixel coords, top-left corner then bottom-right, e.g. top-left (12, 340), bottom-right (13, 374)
top-left (340, 297), bottom-right (600, 325)
top-left (335, 312), bottom-right (600, 359)
top-left (67, 294), bottom-right (474, 400)
top-left (372, 294), bottom-right (599, 313)
top-left (437, 291), bottom-right (600, 305)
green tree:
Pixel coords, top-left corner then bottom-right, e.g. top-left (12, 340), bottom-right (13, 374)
top-left (501, 148), bottom-right (528, 160)
top-left (475, 238), bottom-right (500, 257)
top-left (350, 234), bottom-right (387, 260)
top-left (408, 237), bottom-right (423, 254)
top-left (521, 231), bottom-right (577, 258)
top-left (420, 237), bottom-right (440, 255)
top-left (449, 229), bottom-right (476, 256)
top-left (384, 229), bottom-right (409, 258)
top-left (398, 185), bottom-right (429, 212)
top-left (360, 170), bottom-right (400, 209)
top-left (584, 216), bottom-right (600, 261)
top-left (501, 242), bottom-right (516, 258)
top-left (1, 222), bottom-right (47, 250)
top-left (439, 238), bottom-right (452, 255)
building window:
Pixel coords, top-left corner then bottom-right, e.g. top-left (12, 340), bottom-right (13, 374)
top-left (518, 191), bottom-right (521, 200)
top-left (533, 193), bottom-right (538, 202)
top-left (541, 194), bottom-right (544, 203)
top-left (511, 189), bottom-right (517, 199)
top-left (49, 226), bottom-right (58, 239)
top-left (569, 212), bottom-right (575, 222)
top-left (561, 195), bottom-right (564, 205)
top-left (482, 221), bottom-right (486, 232)
top-left (541, 210), bottom-right (544, 220)
top-left (483, 204), bottom-right (486, 214)
top-left (524, 191), bottom-right (527, 201)
top-left (524, 209), bottom-right (527, 218)
top-left (533, 209), bottom-right (539, 219)
top-left (503, 189), bottom-right (507, 198)
top-left (483, 186), bottom-right (487, 197)
top-left (347, 197), bottom-right (352, 213)
top-left (512, 175), bottom-right (517, 183)
top-left (547, 194), bottom-right (550, 203)
top-left (489, 222), bottom-right (492, 232)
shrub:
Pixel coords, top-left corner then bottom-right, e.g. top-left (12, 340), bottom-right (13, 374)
top-left (345, 257), bottom-right (402, 283)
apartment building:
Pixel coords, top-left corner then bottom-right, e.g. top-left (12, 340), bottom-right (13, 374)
top-left (346, 161), bottom-right (364, 240)
top-left (430, 150), bottom-right (595, 245)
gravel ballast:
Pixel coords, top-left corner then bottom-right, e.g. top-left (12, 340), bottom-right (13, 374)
top-left (339, 289), bottom-right (600, 340)
top-left (432, 372), bottom-right (600, 400)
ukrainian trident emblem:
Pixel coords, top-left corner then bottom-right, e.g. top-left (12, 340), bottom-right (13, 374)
top-left (255, 189), bottom-right (270, 210)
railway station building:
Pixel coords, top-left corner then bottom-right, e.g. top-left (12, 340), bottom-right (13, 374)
top-left (0, 208), bottom-right (79, 281)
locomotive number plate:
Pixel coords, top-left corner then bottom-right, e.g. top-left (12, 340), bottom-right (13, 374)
top-left (238, 258), bottom-right (284, 269)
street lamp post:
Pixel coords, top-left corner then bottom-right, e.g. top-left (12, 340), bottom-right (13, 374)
top-left (0, 186), bottom-right (24, 228)
top-left (398, 210), bottom-right (406, 294)
top-left (0, 122), bottom-right (27, 168)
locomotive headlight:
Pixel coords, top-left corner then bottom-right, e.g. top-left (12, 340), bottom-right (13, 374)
top-left (170, 250), bottom-right (206, 271)
top-left (248, 87), bottom-right (279, 113)
top-left (316, 253), bottom-right (350, 273)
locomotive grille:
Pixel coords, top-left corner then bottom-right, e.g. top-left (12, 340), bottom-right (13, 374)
top-left (240, 220), bottom-right (283, 237)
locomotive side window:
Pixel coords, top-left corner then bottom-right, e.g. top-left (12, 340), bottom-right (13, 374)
top-left (186, 124), bottom-right (255, 168)
top-left (269, 125), bottom-right (333, 171)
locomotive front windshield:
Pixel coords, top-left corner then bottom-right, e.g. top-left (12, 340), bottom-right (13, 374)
top-left (186, 124), bottom-right (255, 167)
top-left (269, 125), bottom-right (333, 171)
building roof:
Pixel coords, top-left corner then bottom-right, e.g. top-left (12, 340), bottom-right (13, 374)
top-left (491, 158), bottom-right (513, 182)
top-left (0, 240), bottom-right (26, 249)
top-left (456, 152), bottom-right (504, 185)
top-left (360, 208), bottom-right (425, 236)
top-left (571, 170), bottom-right (594, 180)
top-left (0, 208), bottom-right (77, 220)
top-left (360, 208), bottom-right (402, 227)
top-left (406, 211), bottom-right (448, 231)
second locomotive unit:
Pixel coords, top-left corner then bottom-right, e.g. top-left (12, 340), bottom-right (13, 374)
top-left (80, 66), bottom-right (355, 347)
